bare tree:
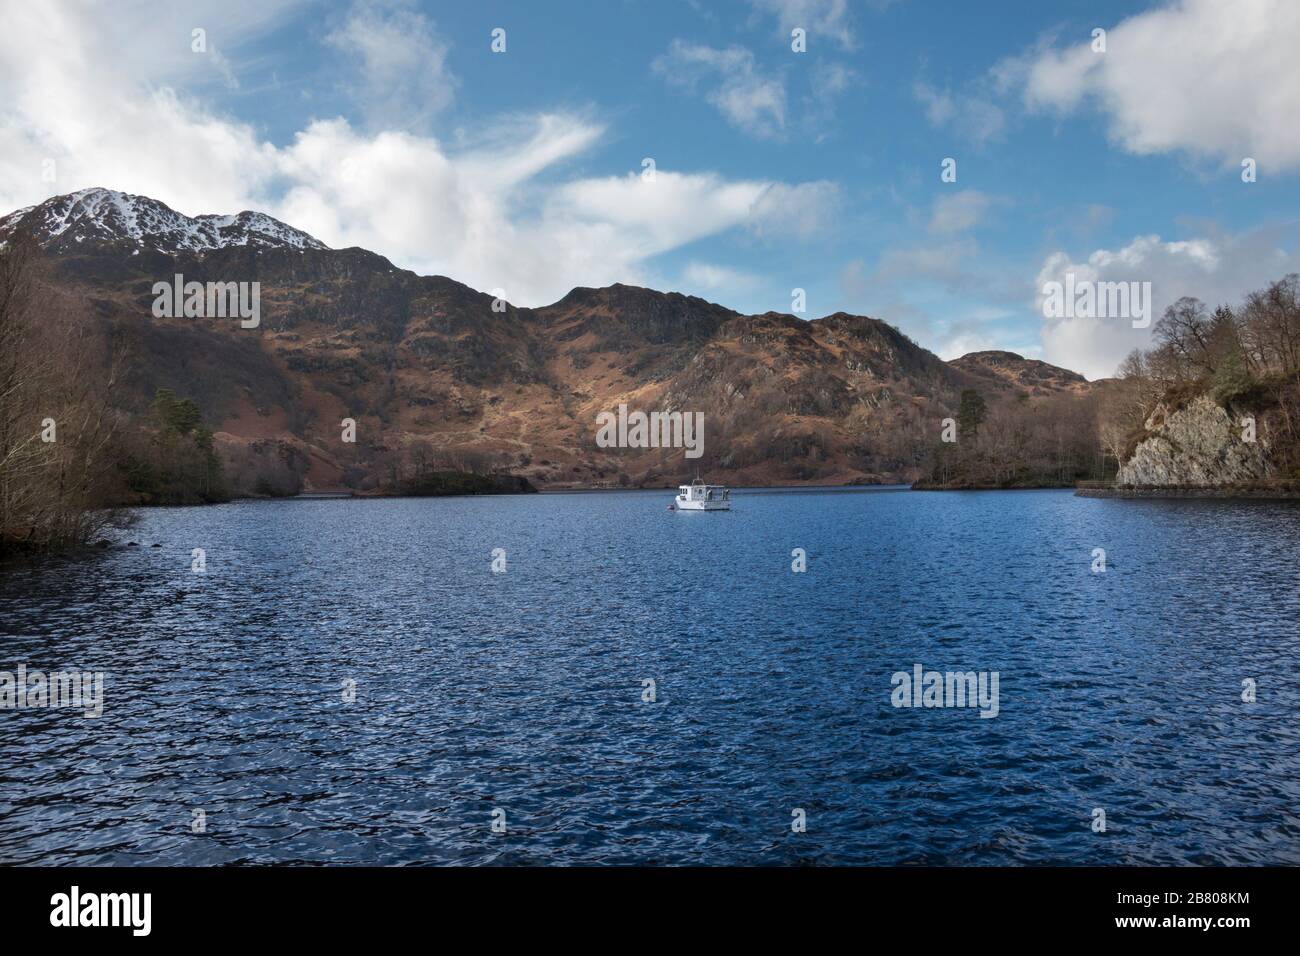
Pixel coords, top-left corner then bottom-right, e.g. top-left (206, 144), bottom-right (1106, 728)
top-left (1241, 274), bottom-right (1300, 374)
top-left (1152, 297), bottom-right (1216, 378)
top-left (0, 237), bottom-right (127, 552)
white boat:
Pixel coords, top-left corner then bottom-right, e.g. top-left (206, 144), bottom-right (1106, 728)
top-left (673, 478), bottom-right (731, 511)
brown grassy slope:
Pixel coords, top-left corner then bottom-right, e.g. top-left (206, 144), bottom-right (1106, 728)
top-left (19, 229), bottom-right (1091, 490)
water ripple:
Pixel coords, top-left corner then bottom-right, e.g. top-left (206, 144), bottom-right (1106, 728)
top-left (1, 488), bottom-right (1298, 865)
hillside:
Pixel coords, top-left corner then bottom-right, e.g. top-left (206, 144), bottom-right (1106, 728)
top-left (1, 188), bottom-right (1094, 493)
top-left (950, 350), bottom-right (1090, 396)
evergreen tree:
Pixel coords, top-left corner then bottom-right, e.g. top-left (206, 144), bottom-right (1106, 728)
top-left (1211, 348), bottom-right (1253, 406)
top-left (957, 389), bottom-right (987, 440)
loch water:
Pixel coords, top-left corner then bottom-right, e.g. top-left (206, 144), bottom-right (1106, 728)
top-left (2, 487), bottom-right (1298, 865)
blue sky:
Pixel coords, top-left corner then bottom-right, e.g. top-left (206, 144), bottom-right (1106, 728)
top-left (2, 0), bottom-right (1298, 378)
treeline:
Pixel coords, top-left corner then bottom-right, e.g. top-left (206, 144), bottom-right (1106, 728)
top-left (918, 274), bottom-right (1300, 488)
top-left (376, 440), bottom-right (532, 495)
top-left (116, 389), bottom-right (229, 505)
top-left (916, 388), bottom-right (1106, 488)
top-left (1, 231), bottom-right (537, 554)
top-left (0, 238), bottom-right (127, 551)
top-left (0, 239), bottom-right (231, 554)
top-left (1100, 275), bottom-right (1300, 477)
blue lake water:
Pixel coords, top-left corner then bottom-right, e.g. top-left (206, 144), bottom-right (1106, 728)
top-left (2, 487), bottom-right (1299, 865)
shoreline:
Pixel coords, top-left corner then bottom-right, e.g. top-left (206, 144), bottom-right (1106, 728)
top-left (1076, 484), bottom-right (1300, 500)
top-left (911, 482), bottom-right (1079, 492)
top-left (5, 481), bottom-right (1292, 565)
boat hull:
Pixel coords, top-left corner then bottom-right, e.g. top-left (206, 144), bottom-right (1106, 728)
top-left (675, 498), bottom-right (730, 511)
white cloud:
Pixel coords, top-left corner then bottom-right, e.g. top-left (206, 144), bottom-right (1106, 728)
top-left (1035, 228), bottom-right (1300, 379)
top-left (653, 41), bottom-right (786, 139)
top-left (552, 172), bottom-right (784, 251)
top-left (0, 1), bottom-right (834, 309)
top-left (0, 0), bottom-right (320, 215)
top-left (272, 122), bottom-right (830, 305)
top-left (1013, 0), bottom-right (1300, 169)
top-left (325, 0), bottom-right (456, 132)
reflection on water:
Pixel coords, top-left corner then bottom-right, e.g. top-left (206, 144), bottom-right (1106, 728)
top-left (2, 488), bottom-right (1298, 864)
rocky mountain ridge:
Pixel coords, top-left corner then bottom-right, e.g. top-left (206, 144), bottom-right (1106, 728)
top-left (0, 187), bottom-right (326, 255)
top-left (2, 188), bottom-right (1092, 492)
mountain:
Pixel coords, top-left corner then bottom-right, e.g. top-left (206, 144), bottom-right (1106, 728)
top-left (0, 187), bottom-right (325, 255)
top-left (949, 350), bottom-right (1089, 395)
top-left (0, 189), bottom-right (1093, 492)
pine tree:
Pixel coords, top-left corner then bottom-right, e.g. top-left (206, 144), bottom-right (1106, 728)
top-left (957, 389), bottom-right (987, 439)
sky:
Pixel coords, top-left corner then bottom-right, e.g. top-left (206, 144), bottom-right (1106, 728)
top-left (2, 0), bottom-right (1299, 379)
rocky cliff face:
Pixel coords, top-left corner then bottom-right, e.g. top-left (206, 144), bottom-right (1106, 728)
top-left (1118, 395), bottom-right (1271, 485)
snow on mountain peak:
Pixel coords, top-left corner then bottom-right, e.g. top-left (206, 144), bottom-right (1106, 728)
top-left (0, 188), bottom-right (328, 253)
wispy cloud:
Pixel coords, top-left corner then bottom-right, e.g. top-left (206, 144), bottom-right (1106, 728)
top-left (653, 41), bottom-right (786, 140)
top-left (682, 261), bottom-right (764, 293)
top-left (913, 79), bottom-right (1005, 147)
top-left (747, 0), bottom-right (857, 51)
top-left (325, 0), bottom-right (456, 133)
top-left (928, 190), bottom-right (994, 236)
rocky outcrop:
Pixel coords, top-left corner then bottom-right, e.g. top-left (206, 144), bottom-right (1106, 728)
top-left (1117, 395), bottom-right (1270, 485)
